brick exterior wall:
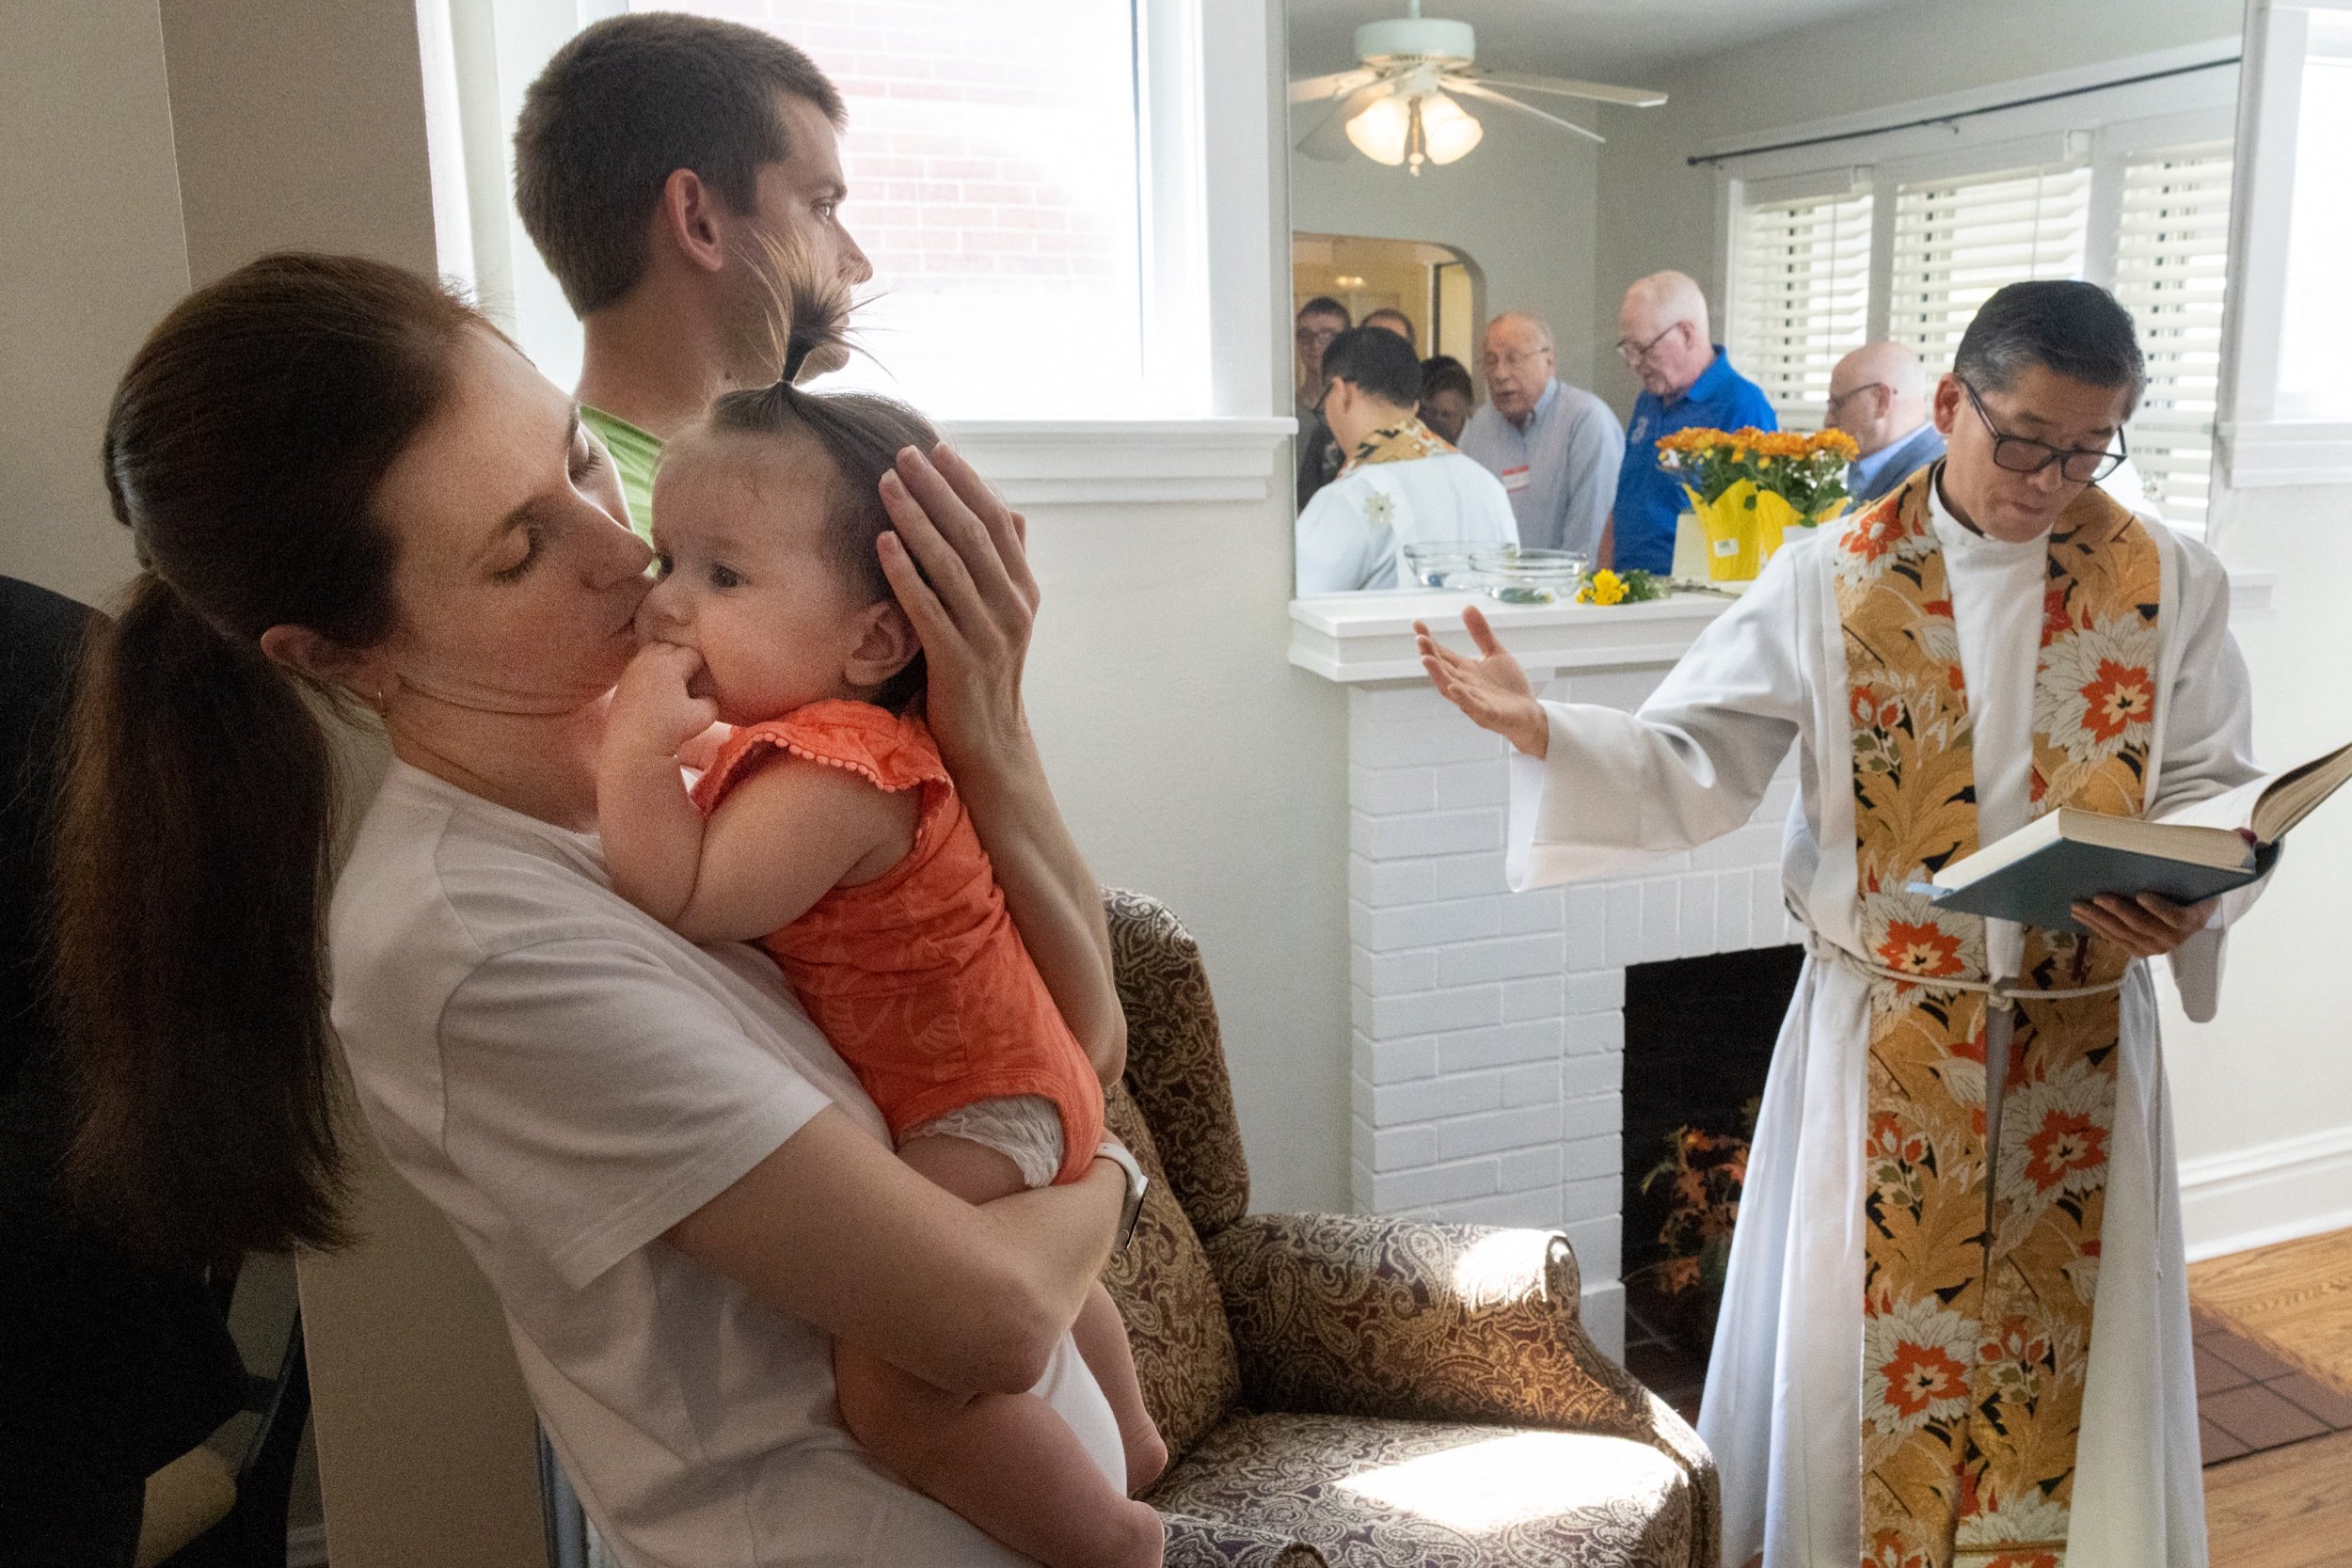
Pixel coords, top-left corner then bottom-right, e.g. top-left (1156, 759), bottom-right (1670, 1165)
top-left (658, 1), bottom-right (1142, 410)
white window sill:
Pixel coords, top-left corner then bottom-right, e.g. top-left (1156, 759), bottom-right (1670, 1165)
top-left (2217, 420), bottom-right (2352, 488)
top-left (935, 418), bottom-right (1296, 507)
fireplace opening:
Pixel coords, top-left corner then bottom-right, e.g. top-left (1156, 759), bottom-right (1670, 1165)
top-left (1620, 943), bottom-right (1804, 1413)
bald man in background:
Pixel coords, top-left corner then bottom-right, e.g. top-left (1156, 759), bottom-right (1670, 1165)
top-left (1604, 270), bottom-right (1775, 573)
top-left (1457, 311), bottom-right (1624, 556)
top-left (1825, 341), bottom-right (1946, 506)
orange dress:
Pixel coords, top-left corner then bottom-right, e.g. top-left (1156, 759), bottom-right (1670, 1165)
top-left (690, 700), bottom-right (1104, 1184)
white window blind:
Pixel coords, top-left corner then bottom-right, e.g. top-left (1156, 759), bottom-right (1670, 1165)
top-left (2110, 141), bottom-right (2233, 528)
top-left (1889, 165), bottom-right (2092, 372)
top-left (1730, 190), bottom-right (1875, 425)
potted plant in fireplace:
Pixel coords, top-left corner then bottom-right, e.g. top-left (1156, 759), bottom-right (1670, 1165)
top-left (1636, 1101), bottom-right (1756, 1351)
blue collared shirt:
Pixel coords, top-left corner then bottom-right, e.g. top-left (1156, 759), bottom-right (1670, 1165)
top-left (1846, 421), bottom-right (1947, 508)
top-left (1612, 348), bottom-right (1777, 574)
top-left (1456, 378), bottom-right (1624, 557)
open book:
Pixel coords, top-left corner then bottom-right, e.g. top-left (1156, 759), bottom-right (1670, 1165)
top-left (1917, 740), bottom-right (2352, 930)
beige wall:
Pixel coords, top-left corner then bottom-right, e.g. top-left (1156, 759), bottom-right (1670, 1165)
top-left (1023, 477), bottom-right (1353, 1214)
top-left (1584, 0), bottom-right (2245, 417)
top-left (0, 0), bottom-right (187, 606)
top-left (2166, 480), bottom-right (2352, 1168)
top-left (1289, 101), bottom-right (1605, 394)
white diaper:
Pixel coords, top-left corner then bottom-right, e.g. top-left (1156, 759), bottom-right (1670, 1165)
top-left (899, 1094), bottom-right (1066, 1190)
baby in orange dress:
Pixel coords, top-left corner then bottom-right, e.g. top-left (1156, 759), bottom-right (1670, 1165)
top-left (598, 342), bottom-right (1164, 1568)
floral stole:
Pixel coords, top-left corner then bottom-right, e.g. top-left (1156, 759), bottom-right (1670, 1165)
top-left (1836, 465), bottom-right (2161, 1568)
top-left (1342, 417), bottom-right (1454, 473)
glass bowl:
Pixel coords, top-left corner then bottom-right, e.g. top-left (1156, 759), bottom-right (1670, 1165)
top-left (1400, 540), bottom-right (1486, 589)
top-left (1469, 546), bottom-right (1589, 605)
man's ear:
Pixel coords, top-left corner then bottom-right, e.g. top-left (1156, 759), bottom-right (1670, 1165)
top-left (1931, 372), bottom-right (1964, 436)
top-left (258, 624), bottom-right (392, 705)
top-left (844, 596), bottom-right (921, 690)
top-left (657, 167), bottom-right (729, 277)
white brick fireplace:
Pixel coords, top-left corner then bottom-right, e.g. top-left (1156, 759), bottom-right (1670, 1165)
top-left (1293, 589), bottom-right (1794, 1359)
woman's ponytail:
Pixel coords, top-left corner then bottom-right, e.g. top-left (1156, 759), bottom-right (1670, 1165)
top-left (54, 572), bottom-right (349, 1268)
top-left (47, 253), bottom-right (480, 1270)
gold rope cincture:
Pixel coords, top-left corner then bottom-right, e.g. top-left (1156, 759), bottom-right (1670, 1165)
top-left (1804, 932), bottom-right (2127, 1007)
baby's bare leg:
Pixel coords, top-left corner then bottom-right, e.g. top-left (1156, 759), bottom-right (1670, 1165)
top-left (1072, 1283), bottom-right (1168, 1495)
top-left (831, 1133), bottom-right (1162, 1568)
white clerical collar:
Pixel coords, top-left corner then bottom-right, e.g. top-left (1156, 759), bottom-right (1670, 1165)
top-left (1929, 468), bottom-right (2046, 557)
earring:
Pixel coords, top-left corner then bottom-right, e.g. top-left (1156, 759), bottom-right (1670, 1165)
top-left (372, 684), bottom-right (389, 716)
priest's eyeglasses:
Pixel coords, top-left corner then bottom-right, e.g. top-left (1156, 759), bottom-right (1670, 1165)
top-left (1959, 378), bottom-right (2128, 483)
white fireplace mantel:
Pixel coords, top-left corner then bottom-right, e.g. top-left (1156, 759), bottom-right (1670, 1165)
top-left (1292, 569), bottom-right (2275, 1359)
top-left (1292, 569), bottom-right (2279, 685)
top-left (1289, 589), bottom-right (1737, 684)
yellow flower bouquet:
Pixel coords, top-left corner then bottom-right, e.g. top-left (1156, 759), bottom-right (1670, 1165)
top-left (1657, 426), bottom-right (1860, 581)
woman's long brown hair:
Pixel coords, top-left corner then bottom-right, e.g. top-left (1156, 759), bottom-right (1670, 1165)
top-left (51, 253), bottom-right (480, 1271)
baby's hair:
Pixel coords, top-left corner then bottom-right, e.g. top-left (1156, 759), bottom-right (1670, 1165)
top-left (702, 247), bottom-right (935, 714)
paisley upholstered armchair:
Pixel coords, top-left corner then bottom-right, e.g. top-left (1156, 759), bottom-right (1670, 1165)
top-left (1100, 890), bottom-right (1719, 1568)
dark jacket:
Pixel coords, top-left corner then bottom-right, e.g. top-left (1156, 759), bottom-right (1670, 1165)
top-left (0, 577), bottom-right (245, 1489)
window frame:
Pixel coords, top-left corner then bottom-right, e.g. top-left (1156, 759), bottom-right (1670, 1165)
top-left (417, 0), bottom-right (1293, 461)
top-left (2215, 0), bottom-right (2352, 489)
top-left (1710, 40), bottom-right (2240, 530)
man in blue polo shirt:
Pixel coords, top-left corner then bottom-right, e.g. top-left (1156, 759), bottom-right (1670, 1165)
top-left (1602, 271), bottom-right (1776, 574)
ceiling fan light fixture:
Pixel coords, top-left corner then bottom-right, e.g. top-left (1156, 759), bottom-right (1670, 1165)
top-left (1419, 91), bottom-right (1483, 164)
top-left (1343, 91), bottom-right (1412, 166)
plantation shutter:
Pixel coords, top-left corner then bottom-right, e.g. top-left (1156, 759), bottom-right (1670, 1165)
top-left (1889, 164), bottom-right (2092, 373)
top-left (1729, 189), bottom-right (1875, 426)
top-left (2110, 141), bottom-right (2233, 528)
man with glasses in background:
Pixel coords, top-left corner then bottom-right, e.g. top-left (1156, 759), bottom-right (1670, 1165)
top-left (1602, 270), bottom-right (1776, 574)
top-left (1417, 278), bottom-right (2257, 1568)
top-left (1456, 311), bottom-right (1623, 557)
top-left (1825, 341), bottom-right (1946, 506)
top-left (1295, 296), bottom-right (1353, 508)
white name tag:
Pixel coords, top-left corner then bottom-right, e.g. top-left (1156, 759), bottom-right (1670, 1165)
top-left (1502, 465), bottom-right (1532, 494)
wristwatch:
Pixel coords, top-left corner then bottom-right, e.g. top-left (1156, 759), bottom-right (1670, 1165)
top-left (1095, 1140), bottom-right (1149, 1252)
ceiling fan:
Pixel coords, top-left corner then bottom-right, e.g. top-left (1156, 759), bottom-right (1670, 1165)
top-left (1290, 1), bottom-right (1666, 174)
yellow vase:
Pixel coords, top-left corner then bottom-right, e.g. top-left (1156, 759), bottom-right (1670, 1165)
top-left (1684, 480), bottom-right (1762, 581)
top-left (1751, 487), bottom-right (1798, 562)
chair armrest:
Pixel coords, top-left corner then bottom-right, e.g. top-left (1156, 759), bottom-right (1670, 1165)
top-left (1160, 1512), bottom-right (1328, 1567)
top-left (1205, 1212), bottom-right (1717, 1566)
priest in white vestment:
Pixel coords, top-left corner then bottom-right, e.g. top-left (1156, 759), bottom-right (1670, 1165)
top-left (1418, 282), bottom-right (2265, 1568)
top-left (1295, 325), bottom-right (1518, 594)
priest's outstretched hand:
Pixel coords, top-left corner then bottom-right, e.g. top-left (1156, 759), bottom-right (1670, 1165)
top-left (1415, 606), bottom-right (1549, 760)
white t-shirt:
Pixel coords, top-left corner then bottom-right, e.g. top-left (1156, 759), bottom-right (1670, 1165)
top-left (1294, 450), bottom-right (1520, 594)
top-left (328, 762), bottom-right (1122, 1568)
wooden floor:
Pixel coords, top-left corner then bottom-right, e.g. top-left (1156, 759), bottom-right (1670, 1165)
top-left (2196, 1227), bottom-right (2352, 1568)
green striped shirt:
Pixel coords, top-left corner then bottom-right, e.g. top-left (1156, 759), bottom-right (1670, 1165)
top-left (581, 404), bottom-right (663, 544)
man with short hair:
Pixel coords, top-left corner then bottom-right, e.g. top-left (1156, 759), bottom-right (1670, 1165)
top-left (1362, 308), bottom-right (1414, 341)
top-left (1827, 341), bottom-right (1946, 506)
top-left (1295, 327), bottom-right (1515, 594)
top-left (1604, 270), bottom-right (1775, 574)
top-left (1418, 355), bottom-right (1475, 445)
top-left (515, 11), bottom-right (873, 534)
top-left (1294, 295), bottom-right (1352, 508)
top-left (1456, 311), bottom-right (1623, 557)
top-left (1422, 278), bottom-right (2261, 1567)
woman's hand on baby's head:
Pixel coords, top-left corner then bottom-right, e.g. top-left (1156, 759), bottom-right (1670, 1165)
top-left (609, 641), bottom-right (721, 758)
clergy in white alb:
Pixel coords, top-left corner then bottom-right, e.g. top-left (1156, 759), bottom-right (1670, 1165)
top-left (1295, 325), bottom-right (1518, 594)
top-left (1416, 281), bottom-right (2265, 1568)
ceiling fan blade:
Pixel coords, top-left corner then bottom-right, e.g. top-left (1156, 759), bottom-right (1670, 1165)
top-left (1289, 67), bottom-right (1378, 105)
top-left (1455, 69), bottom-right (1667, 109)
top-left (1295, 81), bottom-right (1392, 161)
top-left (1448, 81), bottom-right (1607, 145)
